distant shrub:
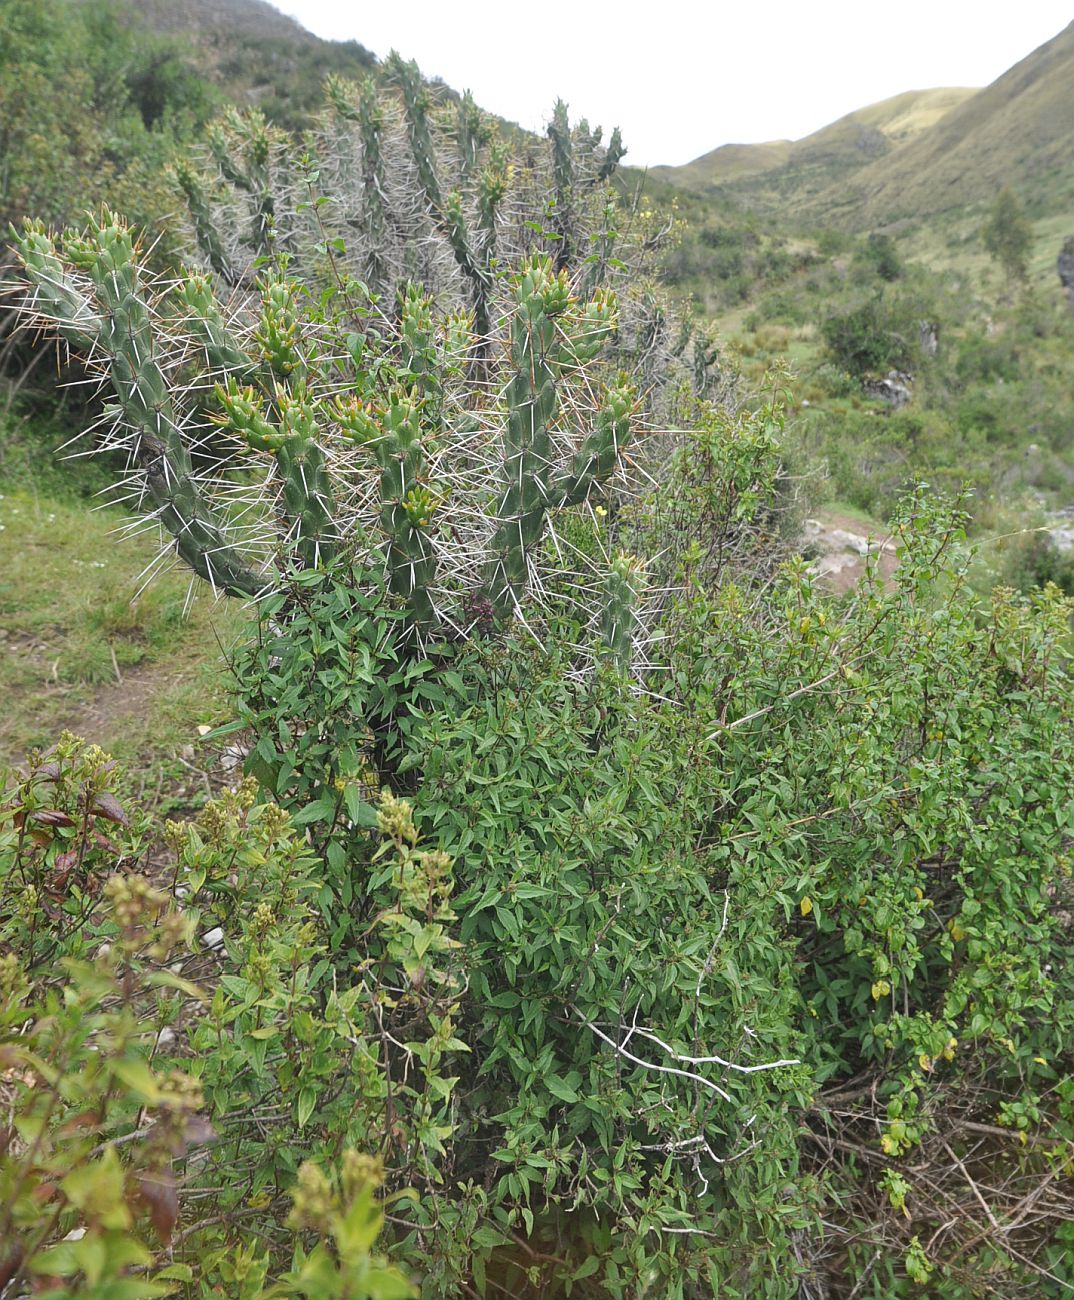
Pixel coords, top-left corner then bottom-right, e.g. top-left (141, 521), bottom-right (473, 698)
top-left (821, 290), bottom-right (923, 378)
top-left (954, 333), bottom-right (1022, 384)
top-left (857, 231), bottom-right (903, 282)
top-left (982, 185), bottom-right (1033, 288)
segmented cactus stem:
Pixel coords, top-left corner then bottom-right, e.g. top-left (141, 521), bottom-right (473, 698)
top-left (485, 255), bottom-right (620, 617)
top-left (17, 217), bottom-right (262, 596)
top-left (173, 161), bottom-right (232, 282)
top-left (600, 553), bottom-right (644, 670)
top-left (548, 100), bottom-right (574, 272)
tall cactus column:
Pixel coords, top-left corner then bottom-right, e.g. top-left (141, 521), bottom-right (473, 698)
top-left (548, 100), bottom-right (575, 272)
top-left (16, 218), bottom-right (262, 597)
top-left (385, 54), bottom-right (493, 339)
top-left (485, 257), bottom-right (569, 616)
top-left (485, 256), bottom-right (625, 618)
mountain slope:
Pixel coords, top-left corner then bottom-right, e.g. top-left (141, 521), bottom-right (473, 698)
top-left (812, 19), bottom-right (1074, 225)
top-left (132, 0), bottom-right (376, 129)
top-left (653, 88), bottom-right (975, 208)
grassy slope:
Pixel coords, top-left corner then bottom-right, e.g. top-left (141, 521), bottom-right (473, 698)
top-left (0, 469), bottom-right (244, 765)
top-left (653, 88), bottom-right (975, 208)
top-left (132, 0), bottom-right (377, 131)
top-left (811, 21), bottom-right (1074, 227)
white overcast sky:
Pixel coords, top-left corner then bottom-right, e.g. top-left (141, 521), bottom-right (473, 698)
top-left (273, 2), bottom-right (1074, 168)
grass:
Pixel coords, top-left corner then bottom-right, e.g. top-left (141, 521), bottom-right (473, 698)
top-left (0, 479), bottom-right (246, 764)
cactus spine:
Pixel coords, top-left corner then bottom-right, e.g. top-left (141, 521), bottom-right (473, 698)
top-left (173, 161), bottom-right (232, 283)
top-left (548, 100), bottom-right (575, 272)
top-left (485, 255), bottom-right (625, 617)
top-left (18, 219), bottom-right (261, 596)
top-left (600, 553), bottom-right (645, 670)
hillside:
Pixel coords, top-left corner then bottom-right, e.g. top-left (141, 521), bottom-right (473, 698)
top-left (812, 18), bottom-right (1074, 226)
top-left (132, 0), bottom-right (377, 128)
top-left (652, 88), bottom-right (975, 210)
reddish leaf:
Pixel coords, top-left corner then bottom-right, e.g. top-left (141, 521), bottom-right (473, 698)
top-left (0, 1245), bottom-right (25, 1290)
top-left (30, 809), bottom-right (75, 828)
top-left (138, 1168), bottom-right (178, 1245)
top-left (92, 791), bottom-right (129, 826)
top-left (58, 1109), bottom-right (102, 1137)
top-left (32, 761), bottom-right (61, 783)
top-left (182, 1115), bottom-right (216, 1148)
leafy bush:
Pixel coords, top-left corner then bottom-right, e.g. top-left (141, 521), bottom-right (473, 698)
top-left (820, 290), bottom-right (924, 378)
top-left (857, 232), bottom-right (903, 283)
top-left (0, 735), bottom-right (446, 1297)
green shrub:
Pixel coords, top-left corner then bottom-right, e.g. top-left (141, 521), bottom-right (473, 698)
top-left (857, 232), bottom-right (903, 283)
top-left (0, 735), bottom-right (447, 1297)
top-left (820, 290), bottom-right (924, 378)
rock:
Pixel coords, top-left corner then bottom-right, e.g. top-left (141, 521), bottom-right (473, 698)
top-left (1059, 236), bottom-right (1074, 310)
top-left (918, 321), bottom-right (939, 357)
top-left (864, 370), bottom-right (913, 409)
top-left (1047, 509), bottom-right (1074, 553)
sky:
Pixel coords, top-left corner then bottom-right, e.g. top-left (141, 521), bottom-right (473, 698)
top-left (273, 2), bottom-right (1074, 168)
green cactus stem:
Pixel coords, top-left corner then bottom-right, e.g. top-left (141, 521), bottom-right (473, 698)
top-left (548, 100), bottom-right (574, 272)
top-left (207, 110), bottom-right (276, 261)
top-left (556, 381), bottom-right (635, 507)
top-left (600, 552), bottom-right (644, 670)
top-left (485, 256), bottom-right (618, 617)
top-left (385, 54), bottom-right (443, 211)
top-left (356, 78), bottom-right (390, 295)
top-left (275, 387), bottom-right (337, 570)
top-left (583, 201), bottom-right (618, 294)
top-left (16, 217), bottom-right (262, 597)
top-left (385, 54), bottom-right (492, 339)
top-left (597, 127), bottom-right (626, 182)
top-left (172, 161), bottom-right (232, 283)
top-left (177, 274), bottom-right (253, 377)
top-left (373, 392), bottom-right (437, 629)
top-left (454, 90), bottom-right (490, 181)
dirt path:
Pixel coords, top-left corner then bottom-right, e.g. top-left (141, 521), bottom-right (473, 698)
top-left (802, 511), bottom-right (899, 594)
top-left (54, 660), bottom-right (180, 747)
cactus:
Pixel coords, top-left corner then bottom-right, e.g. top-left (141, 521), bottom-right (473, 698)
top-left (172, 74), bottom-right (642, 380)
top-left (597, 127), bottom-right (626, 182)
top-left (381, 54), bottom-right (493, 339)
top-left (172, 161), bottom-right (231, 283)
top-left (177, 274), bottom-right (253, 377)
top-left (11, 69), bottom-right (714, 677)
top-left (384, 53), bottom-right (443, 211)
top-left (600, 553), bottom-right (645, 670)
top-left (548, 100), bottom-right (575, 272)
top-left (206, 110), bottom-right (278, 262)
top-left (485, 255), bottom-right (625, 617)
top-left (324, 75), bottom-right (392, 296)
top-left (17, 218), bottom-right (261, 596)
top-left (583, 200), bottom-right (618, 294)
top-left (454, 90), bottom-right (490, 182)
